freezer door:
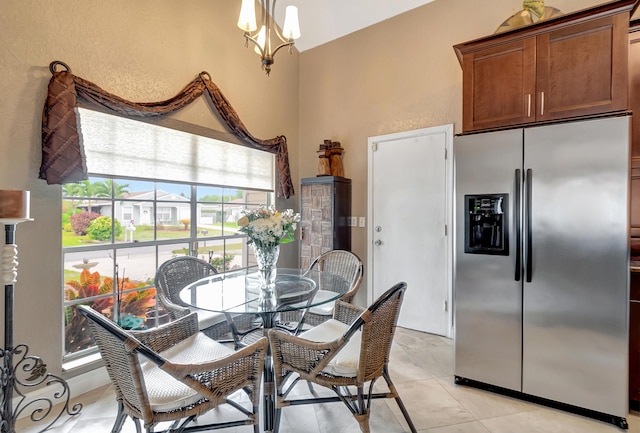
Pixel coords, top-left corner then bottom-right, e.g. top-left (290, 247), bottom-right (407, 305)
top-left (454, 129), bottom-right (523, 391)
top-left (522, 116), bottom-right (629, 417)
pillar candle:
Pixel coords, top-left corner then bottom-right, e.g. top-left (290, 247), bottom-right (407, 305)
top-left (0, 190), bottom-right (30, 219)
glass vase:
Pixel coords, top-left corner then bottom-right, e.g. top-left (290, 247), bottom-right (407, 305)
top-left (253, 244), bottom-right (279, 308)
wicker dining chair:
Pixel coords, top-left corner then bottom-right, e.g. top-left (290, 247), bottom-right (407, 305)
top-left (78, 305), bottom-right (268, 433)
top-left (280, 250), bottom-right (363, 334)
top-left (155, 256), bottom-right (260, 344)
top-left (269, 282), bottom-right (417, 433)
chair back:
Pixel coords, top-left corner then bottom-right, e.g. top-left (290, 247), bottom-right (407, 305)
top-left (77, 305), bottom-right (173, 422)
top-left (155, 256), bottom-right (217, 305)
top-left (344, 282), bottom-right (407, 383)
top-left (309, 250), bottom-right (363, 302)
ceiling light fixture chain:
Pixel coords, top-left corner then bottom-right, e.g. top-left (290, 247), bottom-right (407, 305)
top-left (237, 0), bottom-right (301, 75)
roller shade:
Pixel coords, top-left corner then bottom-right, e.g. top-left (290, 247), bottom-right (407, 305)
top-left (78, 107), bottom-right (275, 190)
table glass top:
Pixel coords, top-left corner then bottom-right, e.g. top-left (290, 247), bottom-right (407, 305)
top-left (179, 268), bottom-right (350, 314)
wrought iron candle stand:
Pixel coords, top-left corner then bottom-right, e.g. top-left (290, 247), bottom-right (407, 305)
top-left (1, 217), bottom-right (81, 432)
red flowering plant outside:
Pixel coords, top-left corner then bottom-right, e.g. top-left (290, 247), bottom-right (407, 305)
top-left (64, 269), bottom-right (157, 354)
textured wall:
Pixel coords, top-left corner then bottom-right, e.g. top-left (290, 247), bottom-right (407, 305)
top-left (298, 0), bottom-right (606, 305)
top-left (0, 0), bottom-right (299, 378)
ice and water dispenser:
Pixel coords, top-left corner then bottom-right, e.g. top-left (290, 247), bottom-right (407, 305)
top-left (464, 194), bottom-right (508, 255)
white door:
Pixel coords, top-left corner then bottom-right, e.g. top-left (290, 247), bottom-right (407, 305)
top-left (367, 125), bottom-right (453, 337)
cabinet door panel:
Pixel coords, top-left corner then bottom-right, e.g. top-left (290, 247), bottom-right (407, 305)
top-left (631, 162), bottom-right (640, 237)
top-left (630, 30), bottom-right (640, 238)
top-left (462, 38), bottom-right (535, 132)
top-left (631, 30), bottom-right (640, 161)
top-left (537, 15), bottom-right (628, 121)
top-left (630, 273), bottom-right (640, 403)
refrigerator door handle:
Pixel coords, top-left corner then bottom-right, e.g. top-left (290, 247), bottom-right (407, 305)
top-left (515, 169), bottom-right (522, 282)
top-left (526, 168), bottom-right (533, 283)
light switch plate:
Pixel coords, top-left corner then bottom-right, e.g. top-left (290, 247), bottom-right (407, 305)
top-left (358, 217), bottom-right (366, 227)
top-left (348, 216), bottom-right (357, 227)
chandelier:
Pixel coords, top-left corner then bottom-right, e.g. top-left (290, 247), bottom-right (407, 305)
top-left (237, 0), bottom-right (301, 75)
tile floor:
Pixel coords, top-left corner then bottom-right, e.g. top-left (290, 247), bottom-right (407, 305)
top-left (17, 328), bottom-right (640, 433)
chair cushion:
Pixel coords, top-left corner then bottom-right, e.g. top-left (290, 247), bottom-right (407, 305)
top-left (140, 333), bottom-right (235, 412)
top-left (299, 318), bottom-right (362, 377)
top-left (307, 290), bottom-right (337, 316)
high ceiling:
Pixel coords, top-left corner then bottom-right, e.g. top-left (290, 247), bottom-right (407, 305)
top-left (273, 0), bottom-right (436, 52)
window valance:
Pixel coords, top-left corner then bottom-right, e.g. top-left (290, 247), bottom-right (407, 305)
top-left (40, 61), bottom-right (294, 198)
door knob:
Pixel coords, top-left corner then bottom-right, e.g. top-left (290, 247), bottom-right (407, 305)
top-left (374, 239), bottom-right (382, 246)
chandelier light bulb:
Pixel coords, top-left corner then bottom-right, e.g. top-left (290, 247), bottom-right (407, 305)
top-left (282, 5), bottom-right (301, 40)
top-left (237, 0), bottom-right (257, 32)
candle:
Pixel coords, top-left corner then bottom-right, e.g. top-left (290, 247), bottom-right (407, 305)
top-left (0, 190), bottom-right (30, 219)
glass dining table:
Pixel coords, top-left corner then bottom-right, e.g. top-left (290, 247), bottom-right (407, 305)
top-left (178, 267), bottom-right (351, 432)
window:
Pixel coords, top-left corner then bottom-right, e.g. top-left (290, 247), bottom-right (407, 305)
top-left (62, 109), bottom-right (275, 362)
top-left (156, 206), bottom-right (174, 224)
top-left (122, 205), bottom-right (132, 222)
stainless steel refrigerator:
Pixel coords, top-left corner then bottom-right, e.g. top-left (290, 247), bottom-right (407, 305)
top-left (454, 116), bottom-right (630, 427)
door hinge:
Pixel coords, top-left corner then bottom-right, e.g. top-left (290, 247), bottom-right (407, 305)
top-left (444, 299), bottom-right (448, 312)
top-left (444, 148), bottom-right (448, 159)
top-left (444, 224), bottom-right (448, 236)
top-left (372, 142), bottom-right (378, 151)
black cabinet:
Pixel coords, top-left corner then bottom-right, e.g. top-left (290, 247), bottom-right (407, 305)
top-left (299, 176), bottom-right (351, 269)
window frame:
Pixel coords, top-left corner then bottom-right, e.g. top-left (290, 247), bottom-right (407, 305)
top-left (62, 177), bottom-right (274, 363)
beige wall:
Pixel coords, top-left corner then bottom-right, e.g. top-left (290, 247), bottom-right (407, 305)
top-left (0, 0), bottom-right (299, 378)
top-left (298, 0), bottom-right (605, 305)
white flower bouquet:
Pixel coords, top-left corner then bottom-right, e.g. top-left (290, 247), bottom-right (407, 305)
top-left (237, 206), bottom-right (300, 249)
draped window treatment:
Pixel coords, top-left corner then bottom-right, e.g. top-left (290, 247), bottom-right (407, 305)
top-left (40, 61), bottom-right (294, 198)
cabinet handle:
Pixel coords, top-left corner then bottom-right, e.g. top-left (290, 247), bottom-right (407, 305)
top-left (527, 94), bottom-right (531, 118)
top-left (540, 92), bottom-right (545, 116)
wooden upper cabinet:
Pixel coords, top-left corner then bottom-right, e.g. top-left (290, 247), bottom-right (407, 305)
top-left (630, 23), bottom-right (640, 160)
top-left (628, 23), bottom-right (640, 237)
top-left (454, 0), bottom-right (635, 133)
top-left (461, 38), bottom-right (536, 131)
top-left (536, 14), bottom-right (628, 122)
